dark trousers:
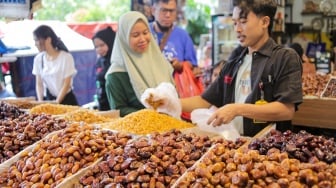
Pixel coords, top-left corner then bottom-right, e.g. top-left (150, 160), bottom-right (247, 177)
top-left (45, 89), bottom-right (78, 105)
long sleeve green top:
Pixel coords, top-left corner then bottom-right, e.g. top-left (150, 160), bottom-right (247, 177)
top-left (105, 72), bottom-right (145, 117)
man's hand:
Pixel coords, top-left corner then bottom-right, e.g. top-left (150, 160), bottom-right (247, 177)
top-left (207, 104), bottom-right (238, 126)
top-left (192, 66), bottom-right (203, 78)
top-left (170, 58), bottom-right (183, 72)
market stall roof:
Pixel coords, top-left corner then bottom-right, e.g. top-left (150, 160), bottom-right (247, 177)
top-left (67, 22), bottom-right (117, 39)
top-left (1, 20), bottom-right (94, 57)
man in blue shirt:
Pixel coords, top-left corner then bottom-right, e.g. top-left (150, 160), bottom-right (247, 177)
top-left (150, 0), bottom-right (200, 75)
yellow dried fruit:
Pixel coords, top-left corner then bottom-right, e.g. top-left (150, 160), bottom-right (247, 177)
top-left (100, 109), bottom-right (194, 135)
top-left (29, 103), bottom-right (80, 115)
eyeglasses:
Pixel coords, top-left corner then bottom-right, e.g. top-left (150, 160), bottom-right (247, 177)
top-left (159, 8), bottom-right (176, 15)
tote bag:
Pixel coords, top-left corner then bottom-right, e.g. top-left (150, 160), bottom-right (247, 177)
top-left (174, 62), bottom-right (204, 120)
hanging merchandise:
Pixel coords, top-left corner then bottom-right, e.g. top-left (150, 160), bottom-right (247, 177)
top-left (0, 0), bottom-right (41, 19)
top-left (315, 51), bottom-right (331, 74)
top-left (0, 0), bottom-right (31, 19)
top-left (306, 42), bottom-right (326, 58)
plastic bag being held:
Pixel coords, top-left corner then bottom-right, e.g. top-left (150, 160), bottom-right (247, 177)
top-left (141, 82), bottom-right (182, 119)
top-left (191, 108), bottom-right (240, 141)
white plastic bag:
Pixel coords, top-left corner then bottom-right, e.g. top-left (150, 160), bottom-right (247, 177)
top-left (141, 82), bottom-right (182, 119)
top-left (191, 108), bottom-right (240, 141)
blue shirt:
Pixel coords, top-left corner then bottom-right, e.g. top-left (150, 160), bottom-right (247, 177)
top-left (150, 24), bottom-right (198, 66)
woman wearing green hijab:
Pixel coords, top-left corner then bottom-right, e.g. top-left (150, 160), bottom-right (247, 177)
top-left (105, 11), bottom-right (175, 117)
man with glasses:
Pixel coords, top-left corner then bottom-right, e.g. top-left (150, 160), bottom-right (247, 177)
top-left (150, 0), bottom-right (199, 75)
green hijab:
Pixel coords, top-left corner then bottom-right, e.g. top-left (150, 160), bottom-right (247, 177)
top-left (106, 11), bottom-right (175, 100)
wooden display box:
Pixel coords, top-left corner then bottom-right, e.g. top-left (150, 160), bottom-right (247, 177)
top-left (292, 98), bottom-right (336, 129)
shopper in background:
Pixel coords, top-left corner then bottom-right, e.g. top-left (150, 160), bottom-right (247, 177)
top-left (142, 0), bottom-right (303, 136)
top-left (150, 0), bottom-right (203, 121)
top-left (0, 82), bottom-right (16, 98)
top-left (92, 26), bottom-right (116, 111)
top-left (289, 42), bottom-right (316, 76)
top-left (105, 11), bottom-right (175, 117)
top-left (202, 60), bottom-right (226, 89)
top-left (210, 60), bottom-right (226, 84)
top-left (198, 43), bottom-right (212, 70)
top-left (150, 0), bottom-right (201, 76)
top-left (32, 25), bottom-right (78, 105)
top-left (207, 60), bottom-right (226, 111)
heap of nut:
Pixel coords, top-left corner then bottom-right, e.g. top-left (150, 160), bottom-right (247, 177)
top-left (74, 130), bottom-right (247, 188)
top-left (29, 103), bottom-right (80, 115)
top-left (101, 109), bottom-right (195, 135)
top-left (248, 129), bottom-right (336, 164)
top-left (0, 123), bottom-right (132, 188)
top-left (321, 77), bottom-right (336, 98)
top-left (174, 144), bottom-right (336, 187)
top-left (302, 74), bottom-right (331, 97)
top-left (0, 101), bottom-right (25, 120)
top-left (0, 113), bottom-right (69, 163)
top-left (63, 108), bottom-right (113, 124)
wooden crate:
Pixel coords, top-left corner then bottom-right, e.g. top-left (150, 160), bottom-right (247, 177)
top-left (292, 98), bottom-right (336, 129)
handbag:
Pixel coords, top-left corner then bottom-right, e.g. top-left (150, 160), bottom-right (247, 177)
top-left (174, 62), bottom-right (204, 120)
top-left (174, 61), bottom-right (204, 98)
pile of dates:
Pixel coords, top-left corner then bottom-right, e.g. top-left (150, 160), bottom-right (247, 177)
top-left (0, 101), bottom-right (25, 120)
top-left (248, 129), bottom-right (336, 163)
top-left (321, 78), bottom-right (336, 98)
top-left (302, 74), bottom-right (330, 97)
top-left (75, 129), bottom-right (246, 188)
top-left (0, 123), bottom-right (132, 188)
top-left (0, 113), bottom-right (69, 163)
top-left (175, 144), bottom-right (336, 187)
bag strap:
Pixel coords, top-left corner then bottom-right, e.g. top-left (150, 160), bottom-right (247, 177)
top-left (153, 22), bottom-right (173, 51)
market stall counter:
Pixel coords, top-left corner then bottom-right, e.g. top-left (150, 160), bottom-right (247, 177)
top-left (293, 98), bottom-right (336, 130)
top-left (0, 101), bottom-right (335, 187)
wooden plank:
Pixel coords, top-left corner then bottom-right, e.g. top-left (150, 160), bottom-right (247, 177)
top-left (292, 99), bottom-right (336, 129)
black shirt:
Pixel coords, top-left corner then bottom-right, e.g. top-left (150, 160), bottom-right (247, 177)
top-left (202, 38), bottom-right (303, 136)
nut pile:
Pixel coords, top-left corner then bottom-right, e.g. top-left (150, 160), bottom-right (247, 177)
top-left (0, 101), bottom-right (25, 120)
top-left (174, 144), bottom-right (336, 187)
top-left (74, 129), bottom-right (246, 187)
top-left (0, 113), bottom-right (68, 163)
top-left (321, 78), bottom-right (336, 98)
top-left (302, 74), bottom-right (330, 97)
top-left (29, 103), bottom-right (80, 115)
top-left (248, 129), bottom-right (336, 164)
top-left (0, 123), bottom-right (132, 188)
top-left (63, 109), bottom-right (112, 124)
top-left (101, 109), bottom-right (195, 135)
top-left (1, 100), bottom-right (36, 109)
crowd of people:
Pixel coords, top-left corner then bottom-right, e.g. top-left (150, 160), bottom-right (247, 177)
top-left (3, 0), bottom-right (314, 137)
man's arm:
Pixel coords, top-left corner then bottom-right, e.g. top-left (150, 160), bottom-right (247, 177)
top-left (181, 96), bottom-right (212, 113)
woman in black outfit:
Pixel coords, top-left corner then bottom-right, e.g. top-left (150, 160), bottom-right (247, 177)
top-left (92, 26), bottom-right (116, 110)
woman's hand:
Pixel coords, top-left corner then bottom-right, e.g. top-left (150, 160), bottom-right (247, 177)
top-left (141, 82), bottom-right (181, 119)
